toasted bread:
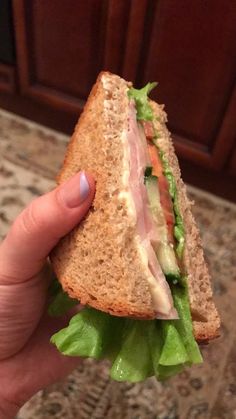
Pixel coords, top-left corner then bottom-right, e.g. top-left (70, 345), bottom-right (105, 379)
top-left (51, 72), bottom-right (220, 341)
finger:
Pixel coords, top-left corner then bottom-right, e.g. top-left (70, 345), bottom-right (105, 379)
top-left (0, 266), bottom-right (51, 359)
top-left (0, 171), bottom-right (95, 282)
top-left (0, 313), bottom-right (81, 409)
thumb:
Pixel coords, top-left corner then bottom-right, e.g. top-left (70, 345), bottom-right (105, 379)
top-left (0, 171), bottom-right (95, 283)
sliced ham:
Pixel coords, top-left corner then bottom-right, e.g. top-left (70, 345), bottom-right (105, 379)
top-left (127, 101), bottom-right (177, 319)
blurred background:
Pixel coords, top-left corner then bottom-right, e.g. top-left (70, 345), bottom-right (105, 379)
top-left (0, 0), bottom-right (236, 200)
top-left (0, 1), bottom-right (236, 418)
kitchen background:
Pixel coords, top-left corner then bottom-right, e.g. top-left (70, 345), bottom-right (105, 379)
top-left (0, 0), bottom-right (236, 201)
top-left (0, 1), bottom-right (236, 418)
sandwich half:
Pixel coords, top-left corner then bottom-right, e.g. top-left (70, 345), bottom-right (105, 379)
top-left (50, 72), bottom-right (220, 381)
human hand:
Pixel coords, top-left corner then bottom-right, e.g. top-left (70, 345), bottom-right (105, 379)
top-left (0, 171), bottom-right (95, 418)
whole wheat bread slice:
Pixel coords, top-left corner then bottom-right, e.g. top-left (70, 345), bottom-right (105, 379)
top-left (151, 102), bottom-right (220, 341)
top-left (51, 72), bottom-right (220, 341)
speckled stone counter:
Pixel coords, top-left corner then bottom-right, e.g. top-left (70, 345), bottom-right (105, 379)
top-left (0, 109), bottom-right (235, 419)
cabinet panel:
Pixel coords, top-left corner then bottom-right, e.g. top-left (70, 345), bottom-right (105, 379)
top-left (0, 0), bottom-right (15, 64)
top-left (31, 1), bottom-right (107, 98)
top-left (138, 0), bottom-right (236, 169)
top-left (228, 144), bottom-right (236, 177)
top-left (13, 0), bottom-right (134, 112)
top-left (0, 63), bottom-right (15, 93)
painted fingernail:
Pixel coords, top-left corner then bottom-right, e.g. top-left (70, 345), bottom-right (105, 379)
top-left (79, 171), bottom-right (90, 203)
top-left (60, 171), bottom-right (90, 208)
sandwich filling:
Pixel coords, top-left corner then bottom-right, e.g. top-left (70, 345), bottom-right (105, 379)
top-left (126, 101), bottom-right (177, 319)
top-left (126, 84), bottom-right (185, 319)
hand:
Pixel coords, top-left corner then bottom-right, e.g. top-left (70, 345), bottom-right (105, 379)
top-left (0, 171), bottom-right (95, 418)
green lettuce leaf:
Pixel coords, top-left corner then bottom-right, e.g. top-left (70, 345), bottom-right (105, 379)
top-left (48, 276), bottom-right (61, 296)
top-left (159, 321), bottom-right (189, 366)
top-left (48, 279), bottom-right (78, 317)
top-left (158, 150), bottom-right (185, 259)
top-left (50, 282), bottom-right (202, 382)
top-left (110, 320), bottom-right (154, 382)
top-left (172, 285), bottom-right (202, 363)
top-left (51, 308), bottom-right (112, 358)
top-left (147, 320), bottom-right (186, 380)
top-left (128, 82), bottom-right (157, 121)
top-left (158, 364), bottom-right (184, 381)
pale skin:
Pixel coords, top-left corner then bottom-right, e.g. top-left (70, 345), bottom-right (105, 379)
top-left (0, 172), bottom-right (95, 418)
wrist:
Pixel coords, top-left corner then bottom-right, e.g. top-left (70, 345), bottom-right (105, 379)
top-left (0, 396), bottom-right (20, 419)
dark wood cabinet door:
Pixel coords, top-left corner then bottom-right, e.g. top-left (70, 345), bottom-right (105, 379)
top-left (14, 0), bottom-right (236, 172)
top-left (13, 0), bottom-right (146, 113)
top-left (136, 0), bottom-right (236, 170)
top-left (228, 142), bottom-right (236, 176)
top-left (14, 0), bottom-right (109, 112)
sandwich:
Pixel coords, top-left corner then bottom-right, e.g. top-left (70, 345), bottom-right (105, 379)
top-left (49, 72), bottom-right (220, 382)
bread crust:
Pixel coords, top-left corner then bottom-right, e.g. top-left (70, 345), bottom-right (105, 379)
top-left (51, 72), bottom-right (156, 319)
top-left (150, 101), bottom-right (220, 341)
top-left (51, 72), bottom-right (220, 342)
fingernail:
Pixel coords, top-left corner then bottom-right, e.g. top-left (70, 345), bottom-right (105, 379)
top-left (79, 172), bottom-right (90, 203)
top-left (60, 171), bottom-right (90, 208)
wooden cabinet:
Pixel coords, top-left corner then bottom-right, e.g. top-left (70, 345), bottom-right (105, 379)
top-left (139, 1), bottom-right (236, 171)
top-left (228, 145), bottom-right (236, 176)
top-left (14, 0), bottom-right (124, 112)
top-left (0, 0), bottom-right (235, 200)
top-left (13, 0), bottom-right (148, 113)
